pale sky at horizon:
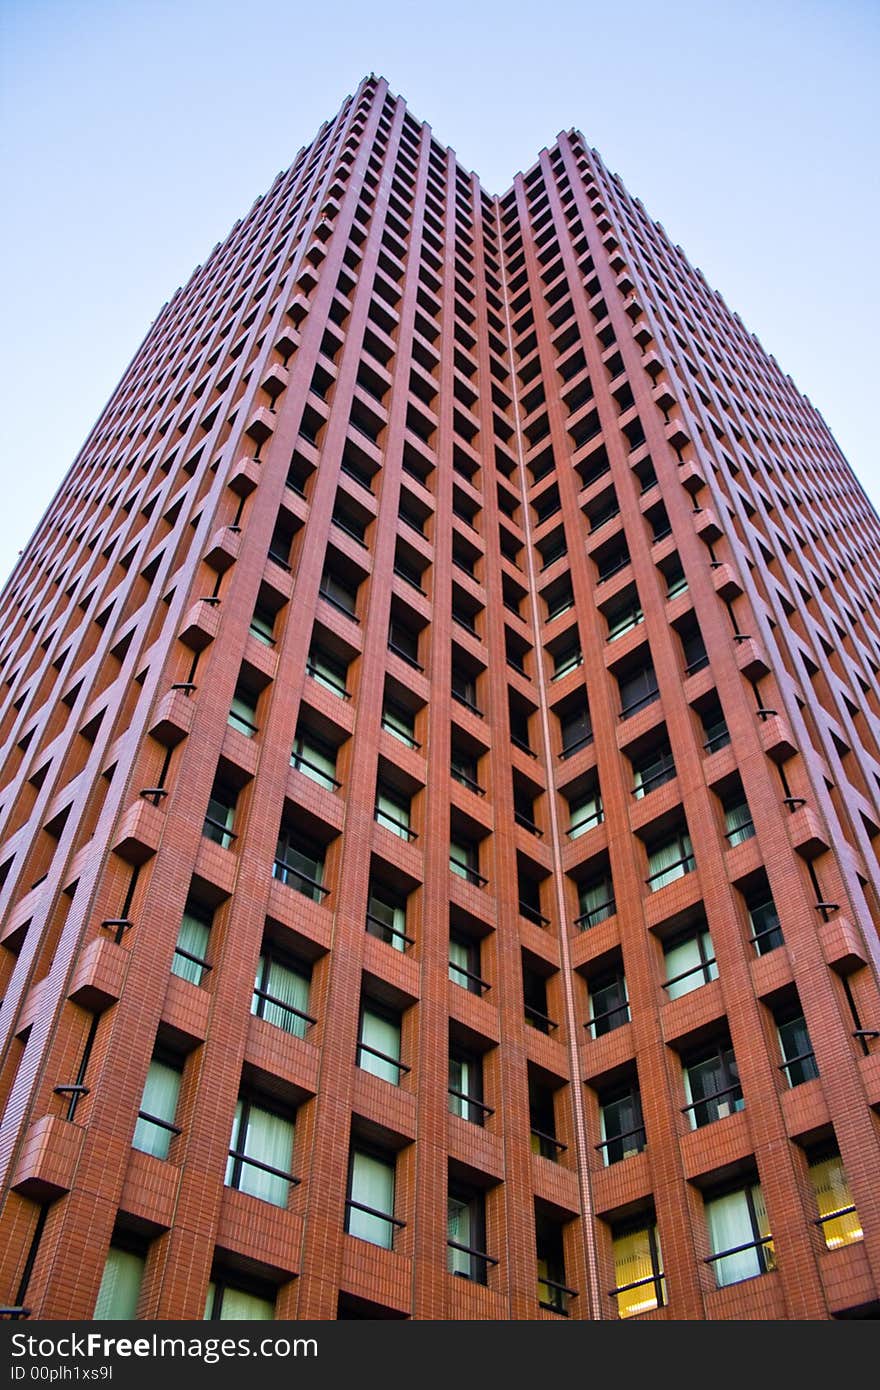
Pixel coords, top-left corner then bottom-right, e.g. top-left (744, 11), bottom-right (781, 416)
top-left (1, 0), bottom-right (878, 590)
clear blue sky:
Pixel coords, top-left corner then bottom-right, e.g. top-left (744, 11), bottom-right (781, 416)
top-left (1, 0), bottom-right (877, 589)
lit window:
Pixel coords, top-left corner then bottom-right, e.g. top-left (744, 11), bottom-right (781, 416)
top-left (808, 1151), bottom-right (862, 1249)
top-left (612, 1223), bottom-right (666, 1318)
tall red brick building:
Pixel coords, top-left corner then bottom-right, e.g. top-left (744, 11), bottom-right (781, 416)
top-left (1, 74), bottom-right (879, 1322)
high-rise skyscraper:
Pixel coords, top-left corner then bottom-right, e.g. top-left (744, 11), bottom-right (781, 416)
top-left (1, 74), bottom-right (878, 1323)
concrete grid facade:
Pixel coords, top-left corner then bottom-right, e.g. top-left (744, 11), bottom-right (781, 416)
top-left (1, 74), bottom-right (879, 1321)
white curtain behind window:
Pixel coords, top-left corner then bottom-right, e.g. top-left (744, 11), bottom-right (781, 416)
top-left (569, 791), bottom-right (602, 838)
top-left (204, 1282), bottom-right (274, 1319)
top-left (706, 1190), bottom-right (759, 1286)
top-left (172, 910), bottom-right (210, 985)
top-left (724, 801), bottom-right (754, 845)
top-left (349, 1151), bottom-right (395, 1248)
top-left (664, 931), bottom-right (716, 1000)
top-left (360, 1010), bottom-right (401, 1084)
top-left (225, 1101), bottom-right (294, 1208)
top-left (132, 1060), bottom-right (181, 1159)
top-left (648, 834), bottom-right (692, 889)
top-left (253, 957), bottom-right (309, 1038)
top-left (93, 1247), bottom-right (144, 1319)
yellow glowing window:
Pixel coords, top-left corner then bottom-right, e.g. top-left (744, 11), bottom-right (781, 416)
top-left (612, 1225), bottom-right (666, 1318)
top-left (809, 1155), bottom-right (863, 1250)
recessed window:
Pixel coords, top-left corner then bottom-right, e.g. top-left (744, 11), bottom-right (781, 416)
top-left (587, 966), bottom-right (629, 1038)
top-left (291, 729), bottom-right (339, 790)
top-left (357, 1001), bottom-right (404, 1084)
top-left (448, 1188), bottom-right (491, 1284)
top-left (204, 1280), bottom-right (274, 1320)
top-left (605, 592), bottom-right (644, 642)
top-left (225, 1098), bottom-right (296, 1208)
top-left (774, 1000), bottom-right (818, 1087)
top-left (536, 1216), bottom-right (574, 1315)
top-left (618, 661), bottom-right (659, 719)
top-left (388, 614), bottom-right (422, 669)
top-left (721, 780), bottom-right (755, 845)
top-left (632, 742), bottom-right (675, 798)
top-left (306, 645), bottom-right (350, 699)
top-left (448, 1047), bottom-right (487, 1125)
top-left (807, 1147), bottom-right (862, 1249)
top-left (662, 925), bottom-right (717, 999)
top-left (346, 1148), bottom-right (398, 1249)
top-left (577, 871), bottom-right (616, 929)
top-left (171, 899), bottom-right (212, 985)
top-left (611, 1221), bottom-right (666, 1318)
top-left (381, 696), bottom-right (418, 748)
top-left (450, 837), bottom-right (482, 885)
top-left (568, 784), bottom-right (603, 838)
top-left (452, 666), bottom-right (481, 715)
top-left (132, 1056), bottom-right (182, 1159)
top-left (645, 827), bottom-right (695, 891)
top-left (375, 783), bottom-right (414, 841)
top-left (252, 949), bottom-right (312, 1038)
top-left (704, 1183), bottom-right (774, 1287)
top-left (449, 931), bottom-right (483, 992)
top-left (681, 1037), bottom-right (743, 1129)
top-left (228, 681), bottom-right (259, 738)
top-left (249, 602), bottom-right (276, 646)
top-left (529, 1076), bottom-right (562, 1161)
top-left (598, 1079), bottom-right (645, 1165)
top-left (699, 698), bottom-right (730, 753)
top-left (273, 827), bottom-right (326, 901)
top-left (559, 701), bottom-right (593, 758)
top-left (203, 779), bottom-right (237, 849)
top-left (552, 640), bottom-right (583, 681)
top-left (451, 743), bottom-right (483, 794)
top-left (94, 1244), bottom-right (145, 1320)
top-left (744, 876), bottom-right (784, 954)
top-left (367, 882), bottom-right (410, 951)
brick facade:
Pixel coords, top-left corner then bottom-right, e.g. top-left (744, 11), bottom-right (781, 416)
top-left (1, 74), bottom-right (879, 1321)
